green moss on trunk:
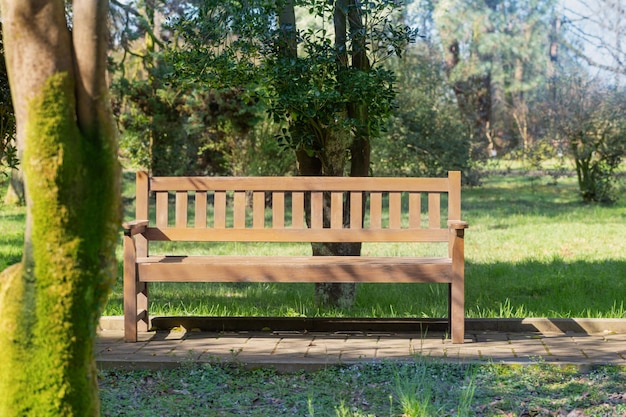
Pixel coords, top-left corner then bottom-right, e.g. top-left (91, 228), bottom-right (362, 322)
top-left (0, 72), bottom-right (119, 416)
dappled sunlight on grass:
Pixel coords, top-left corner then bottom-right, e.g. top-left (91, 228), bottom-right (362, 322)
top-left (99, 360), bottom-right (626, 416)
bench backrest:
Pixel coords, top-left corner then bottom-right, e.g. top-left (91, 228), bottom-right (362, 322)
top-left (134, 171), bottom-right (462, 245)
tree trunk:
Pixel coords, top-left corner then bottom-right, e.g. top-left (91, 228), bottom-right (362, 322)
top-left (309, 0), bottom-right (375, 309)
top-left (0, 1), bottom-right (120, 416)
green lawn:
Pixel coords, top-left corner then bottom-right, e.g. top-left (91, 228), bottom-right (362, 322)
top-left (2, 169), bottom-right (625, 319)
top-left (99, 361), bottom-right (626, 416)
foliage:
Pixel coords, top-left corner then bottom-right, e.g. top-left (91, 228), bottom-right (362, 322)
top-left (0, 23), bottom-right (18, 172)
top-left (266, 32), bottom-right (379, 148)
top-left (549, 74), bottom-right (626, 203)
top-left (163, 0), bottom-right (418, 307)
top-left (110, 0), bottom-right (286, 176)
top-left (164, 0), bottom-right (417, 173)
top-left (113, 72), bottom-right (267, 175)
top-left (262, 1), bottom-right (415, 159)
top-left (372, 46), bottom-right (473, 181)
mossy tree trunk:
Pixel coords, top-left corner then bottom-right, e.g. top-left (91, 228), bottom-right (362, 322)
top-left (0, 1), bottom-right (120, 416)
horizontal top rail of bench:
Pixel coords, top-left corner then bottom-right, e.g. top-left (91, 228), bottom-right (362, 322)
top-left (148, 176), bottom-right (454, 192)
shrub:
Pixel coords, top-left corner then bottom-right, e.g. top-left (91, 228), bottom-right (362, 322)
top-left (372, 48), bottom-right (474, 182)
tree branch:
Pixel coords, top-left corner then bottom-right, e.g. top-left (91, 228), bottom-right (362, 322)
top-left (73, 0), bottom-right (110, 137)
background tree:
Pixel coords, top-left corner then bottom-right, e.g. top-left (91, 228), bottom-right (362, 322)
top-left (431, 0), bottom-right (557, 160)
top-left (0, 22), bottom-right (22, 205)
top-left (562, 0), bottom-right (626, 85)
top-left (110, 0), bottom-right (293, 176)
top-left (167, 0), bottom-right (415, 307)
top-left (0, 1), bottom-right (120, 415)
top-left (270, 0), bottom-right (396, 306)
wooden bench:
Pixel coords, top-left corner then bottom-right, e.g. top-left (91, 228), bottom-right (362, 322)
top-left (123, 171), bottom-right (468, 343)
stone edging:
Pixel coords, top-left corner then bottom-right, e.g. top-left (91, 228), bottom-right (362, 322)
top-left (98, 316), bottom-right (626, 335)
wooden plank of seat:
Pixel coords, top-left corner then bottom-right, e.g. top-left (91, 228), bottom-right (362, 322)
top-left (214, 191), bottom-right (226, 228)
top-left (331, 192), bottom-right (343, 229)
top-left (156, 192), bottom-right (168, 228)
top-left (137, 256), bottom-right (453, 283)
top-left (253, 191), bottom-right (265, 229)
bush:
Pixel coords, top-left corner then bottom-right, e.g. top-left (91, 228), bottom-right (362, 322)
top-left (372, 48), bottom-right (474, 182)
top-left (550, 74), bottom-right (626, 203)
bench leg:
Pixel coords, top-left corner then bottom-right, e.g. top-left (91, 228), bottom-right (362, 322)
top-left (123, 235), bottom-right (150, 342)
top-left (450, 281), bottom-right (465, 344)
top-left (448, 283), bottom-right (453, 337)
top-left (450, 227), bottom-right (466, 344)
top-left (123, 234), bottom-right (138, 342)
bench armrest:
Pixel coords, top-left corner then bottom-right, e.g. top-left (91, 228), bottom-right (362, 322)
top-left (447, 220), bottom-right (469, 230)
top-left (123, 220), bottom-right (149, 236)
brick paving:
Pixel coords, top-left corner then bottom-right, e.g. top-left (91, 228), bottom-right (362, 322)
top-left (96, 322), bottom-right (626, 372)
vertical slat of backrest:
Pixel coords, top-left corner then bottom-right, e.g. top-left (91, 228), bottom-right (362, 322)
top-left (311, 192), bottom-right (323, 229)
top-left (233, 191), bottom-right (246, 228)
top-left (136, 172), bottom-right (149, 256)
top-left (273, 192), bottom-right (285, 229)
top-left (331, 192), bottom-right (343, 229)
top-left (428, 193), bottom-right (441, 228)
top-left (195, 191), bottom-right (207, 228)
top-left (350, 192), bottom-right (363, 229)
top-left (253, 191), bottom-right (265, 228)
top-left (389, 192), bottom-right (402, 229)
top-left (214, 191), bottom-right (226, 229)
top-left (408, 192), bottom-right (421, 229)
top-left (292, 192), bottom-right (304, 228)
top-left (175, 191), bottom-right (188, 228)
top-left (448, 171), bottom-right (461, 221)
top-left (156, 192), bottom-right (169, 228)
top-left (369, 192), bottom-right (382, 229)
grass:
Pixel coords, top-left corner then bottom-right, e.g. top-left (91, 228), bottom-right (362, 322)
top-left (1, 168), bottom-right (626, 319)
top-left (98, 360), bottom-right (626, 416)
